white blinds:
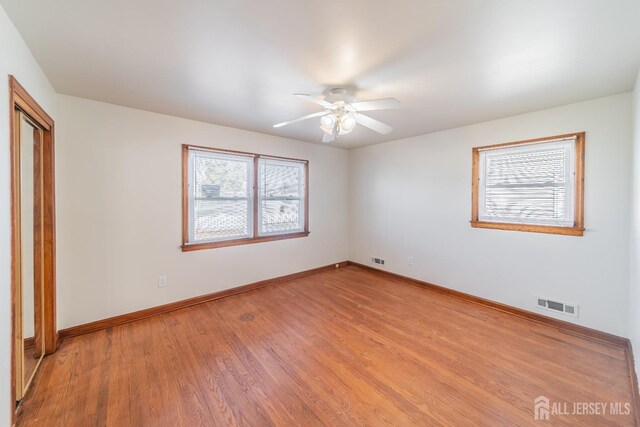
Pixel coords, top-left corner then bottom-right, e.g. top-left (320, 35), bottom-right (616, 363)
top-left (478, 138), bottom-right (575, 226)
top-left (258, 158), bottom-right (305, 235)
top-left (189, 150), bottom-right (253, 242)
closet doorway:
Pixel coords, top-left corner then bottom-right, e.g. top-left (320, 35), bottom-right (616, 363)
top-left (9, 76), bottom-right (57, 419)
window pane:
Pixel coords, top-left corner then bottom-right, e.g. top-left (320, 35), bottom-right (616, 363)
top-left (193, 199), bottom-right (249, 241)
top-left (194, 154), bottom-right (249, 198)
top-left (258, 159), bottom-right (305, 235)
top-left (261, 199), bottom-right (301, 234)
top-left (479, 140), bottom-right (574, 226)
top-left (191, 151), bottom-right (252, 242)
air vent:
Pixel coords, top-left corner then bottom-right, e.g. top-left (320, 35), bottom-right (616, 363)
top-left (547, 300), bottom-right (564, 311)
top-left (536, 296), bottom-right (578, 318)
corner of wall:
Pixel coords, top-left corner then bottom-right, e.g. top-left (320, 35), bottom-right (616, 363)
top-left (630, 66), bottom-right (640, 388)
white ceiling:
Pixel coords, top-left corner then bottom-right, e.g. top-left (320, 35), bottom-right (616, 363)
top-left (3, 0), bottom-right (640, 148)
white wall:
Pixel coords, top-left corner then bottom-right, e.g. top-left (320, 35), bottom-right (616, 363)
top-left (630, 70), bottom-right (640, 383)
top-left (349, 93), bottom-right (632, 336)
top-left (56, 95), bottom-right (349, 329)
top-left (0, 4), bottom-right (57, 426)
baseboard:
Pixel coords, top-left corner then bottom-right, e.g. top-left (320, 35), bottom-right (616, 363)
top-left (346, 261), bottom-right (627, 346)
top-left (59, 261), bottom-right (348, 339)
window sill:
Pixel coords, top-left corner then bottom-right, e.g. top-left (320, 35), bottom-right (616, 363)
top-left (470, 221), bottom-right (584, 236)
top-left (181, 231), bottom-right (310, 252)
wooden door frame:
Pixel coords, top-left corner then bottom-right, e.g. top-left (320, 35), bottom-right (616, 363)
top-left (9, 75), bottom-right (57, 421)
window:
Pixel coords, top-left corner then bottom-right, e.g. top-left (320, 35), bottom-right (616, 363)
top-left (183, 145), bottom-right (308, 250)
top-left (258, 158), bottom-right (306, 235)
top-left (471, 133), bottom-right (584, 236)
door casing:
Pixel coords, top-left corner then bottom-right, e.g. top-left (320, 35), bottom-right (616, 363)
top-left (9, 75), bottom-right (57, 422)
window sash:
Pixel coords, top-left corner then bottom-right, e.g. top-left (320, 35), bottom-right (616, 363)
top-left (188, 149), bottom-right (254, 243)
top-left (477, 138), bottom-right (576, 227)
top-left (257, 158), bottom-right (306, 236)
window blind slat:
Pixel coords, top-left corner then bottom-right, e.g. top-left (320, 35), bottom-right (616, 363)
top-left (479, 140), bottom-right (574, 226)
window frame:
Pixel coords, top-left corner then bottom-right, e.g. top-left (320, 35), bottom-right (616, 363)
top-left (470, 132), bottom-right (585, 236)
top-left (182, 144), bottom-right (309, 251)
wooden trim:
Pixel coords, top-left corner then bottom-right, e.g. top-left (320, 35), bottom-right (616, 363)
top-left (59, 262), bottom-right (348, 339)
top-left (304, 160), bottom-right (309, 232)
top-left (184, 143), bottom-right (308, 164)
top-left (181, 144), bottom-right (189, 247)
top-left (470, 221), bottom-right (584, 236)
top-left (23, 337), bottom-right (35, 349)
top-left (471, 132), bottom-right (585, 237)
top-left (9, 76), bottom-right (57, 423)
top-left (626, 341), bottom-right (640, 426)
top-left (473, 132), bottom-right (582, 151)
top-left (574, 132), bottom-right (585, 231)
top-left (11, 108), bottom-right (23, 406)
top-left (252, 155), bottom-right (259, 238)
top-left (181, 144), bottom-right (310, 251)
top-left (32, 129), bottom-right (43, 360)
top-left (41, 123), bottom-right (57, 354)
top-left (9, 78), bottom-right (53, 130)
top-left (182, 231), bottom-right (310, 251)
top-left (346, 261), bottom-right (627, 346)
top-left (471, 147), bottom-right (479, 222)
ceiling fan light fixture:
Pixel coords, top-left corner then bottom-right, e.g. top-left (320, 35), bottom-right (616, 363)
top-left (320, 113), bottom-right (337, 134)
top-left (340, 113), bottom-right (356, 132)
top-left (320, 114), bottom-right (335, 128)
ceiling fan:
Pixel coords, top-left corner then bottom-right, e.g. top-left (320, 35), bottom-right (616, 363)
top-left (273, 89), bottom-right (400, 143)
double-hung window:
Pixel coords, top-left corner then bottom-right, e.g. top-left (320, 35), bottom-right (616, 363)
top-left (471, 133), bottom-right (584, 236)
top-left (183, 145), bottom-right (308, 250)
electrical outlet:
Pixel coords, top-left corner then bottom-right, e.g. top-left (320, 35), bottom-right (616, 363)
top-left (371, 257), bottom-right (385, 266)
top-left (158, 275), bottom-right (167, 288)
top-left (408, 256), bottom-right (414, 265)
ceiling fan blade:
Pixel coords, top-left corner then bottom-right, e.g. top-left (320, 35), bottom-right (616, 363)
top-left (294, 94), bottom-right (336, 109)
top-left (355, 113), bottom-right (393, 134)
top-left (349, 97), bottom-right (400, 112)
top-left (273, 111), bottom-right (329, 128)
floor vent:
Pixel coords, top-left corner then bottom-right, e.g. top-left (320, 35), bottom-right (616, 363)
top-left (537, 297), bottom-right (578, 318)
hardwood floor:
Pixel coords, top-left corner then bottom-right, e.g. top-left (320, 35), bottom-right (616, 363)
top-left (16, 265), bottom-right (636, 426)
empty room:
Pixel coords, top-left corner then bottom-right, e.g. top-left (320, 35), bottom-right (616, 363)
top-left (2, 0), bottom-right (640, 425)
